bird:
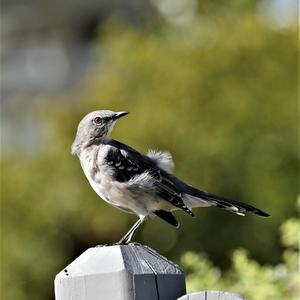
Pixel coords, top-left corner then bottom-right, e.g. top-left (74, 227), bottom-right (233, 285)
top-left (71, 110), bottom-right (270, 244)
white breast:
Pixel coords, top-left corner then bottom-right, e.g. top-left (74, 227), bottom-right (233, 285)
top-left (78, 145), bottom-right (171, 217)
top-left (79, 145), bottom-right (112, 201)
top-left (78, 145), bottom-right (145, 215)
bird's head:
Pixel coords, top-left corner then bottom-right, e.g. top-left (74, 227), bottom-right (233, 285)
top-left (71, 110), bottom-right (129, 155)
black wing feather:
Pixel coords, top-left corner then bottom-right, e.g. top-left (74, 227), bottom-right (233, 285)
top-left (154, 210), bottom-right (179, 227)
top-left (105, 147), bottom-right (143, 182)
top-left (104, 140), bottom-right (194, 216)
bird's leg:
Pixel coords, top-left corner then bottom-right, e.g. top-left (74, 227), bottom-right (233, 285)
top-left (117, 217), bottom-right (145, 245)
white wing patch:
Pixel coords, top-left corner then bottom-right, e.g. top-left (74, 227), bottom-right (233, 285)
top-left (128, 171), bottom-right (156, 191)
top-left (147, 150), bottom-right (175, 173)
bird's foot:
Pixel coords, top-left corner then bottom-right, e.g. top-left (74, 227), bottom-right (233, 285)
top-left (95, 241), bottom-right (142, 247)
top-left (95, 241), bottom-right (131, 247)
top-left (128, 241), bottom-right (142, 246)
top-left (114, 238), bottom-right (130, 245)
top-left (95, 244), bottom-right (110, 247)
top-left (116, 239), bottom-right (143, 246)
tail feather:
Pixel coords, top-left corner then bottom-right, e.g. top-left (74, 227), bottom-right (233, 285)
top-left (184, 187), bottom-right (270, 217)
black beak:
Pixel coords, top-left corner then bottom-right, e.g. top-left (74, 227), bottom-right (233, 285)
top-left (113, 111), bottom-right (129, 120)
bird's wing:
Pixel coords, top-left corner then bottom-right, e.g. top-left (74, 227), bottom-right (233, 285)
top-left (146, 150), bottom-right (174, 173)
top-left (104, 140), bottom-right (194, 216)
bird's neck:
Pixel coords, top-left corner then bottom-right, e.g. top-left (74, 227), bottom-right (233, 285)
top-left (73, 137), bottom-right (111, 157)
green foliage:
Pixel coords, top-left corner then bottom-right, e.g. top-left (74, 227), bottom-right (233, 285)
top-left (1, 8), bottom-right (298, 300)
top-left (182, 199), bottom-right (300, 299)
top-left (67, 13), bottom-right (298, 262)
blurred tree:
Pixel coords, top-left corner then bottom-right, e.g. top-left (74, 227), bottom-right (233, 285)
top-left (182, 198), bottom-right (300, 300)
top-left (71, 13), bottom-right (298, 263)
top-left (1, 9), bottom-right (298, 300)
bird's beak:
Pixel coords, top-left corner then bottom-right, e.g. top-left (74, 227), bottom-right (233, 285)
top-left (113, 111), bottom-right (129, 120)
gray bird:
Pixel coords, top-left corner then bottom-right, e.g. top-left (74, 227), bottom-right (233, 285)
top-left (72, 110), bottom-right (269, 244)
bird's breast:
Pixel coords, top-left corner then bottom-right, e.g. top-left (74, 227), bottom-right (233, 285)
top-left (79, 147), bottom-right (133, 206)
top-left (78, 145), bottom-right (173, 217)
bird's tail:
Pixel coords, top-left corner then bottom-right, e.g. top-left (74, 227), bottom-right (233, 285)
top-left (183, 186), bottom-right (270, 217)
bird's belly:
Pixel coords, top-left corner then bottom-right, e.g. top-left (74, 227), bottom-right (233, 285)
top-left (89, 178), bottom-right (128, 206)
top-left (81, 158), bottom-right (174, 216)
top-left (88, 176), bottom-right (152, 216)
top-left (78, 147), bottom-right (145, 213)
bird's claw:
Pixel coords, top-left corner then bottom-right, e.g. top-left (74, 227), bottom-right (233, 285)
top-left (95, 241), bottom-right (142, 247)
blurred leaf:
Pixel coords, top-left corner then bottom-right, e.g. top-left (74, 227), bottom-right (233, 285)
top-left (182, 200), bottom-right (300, 299)
top-left (2, 8), bottom-right (298, 300)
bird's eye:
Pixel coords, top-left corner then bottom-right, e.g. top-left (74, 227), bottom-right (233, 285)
top-left (93, 117), bottom-right (102, 125)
